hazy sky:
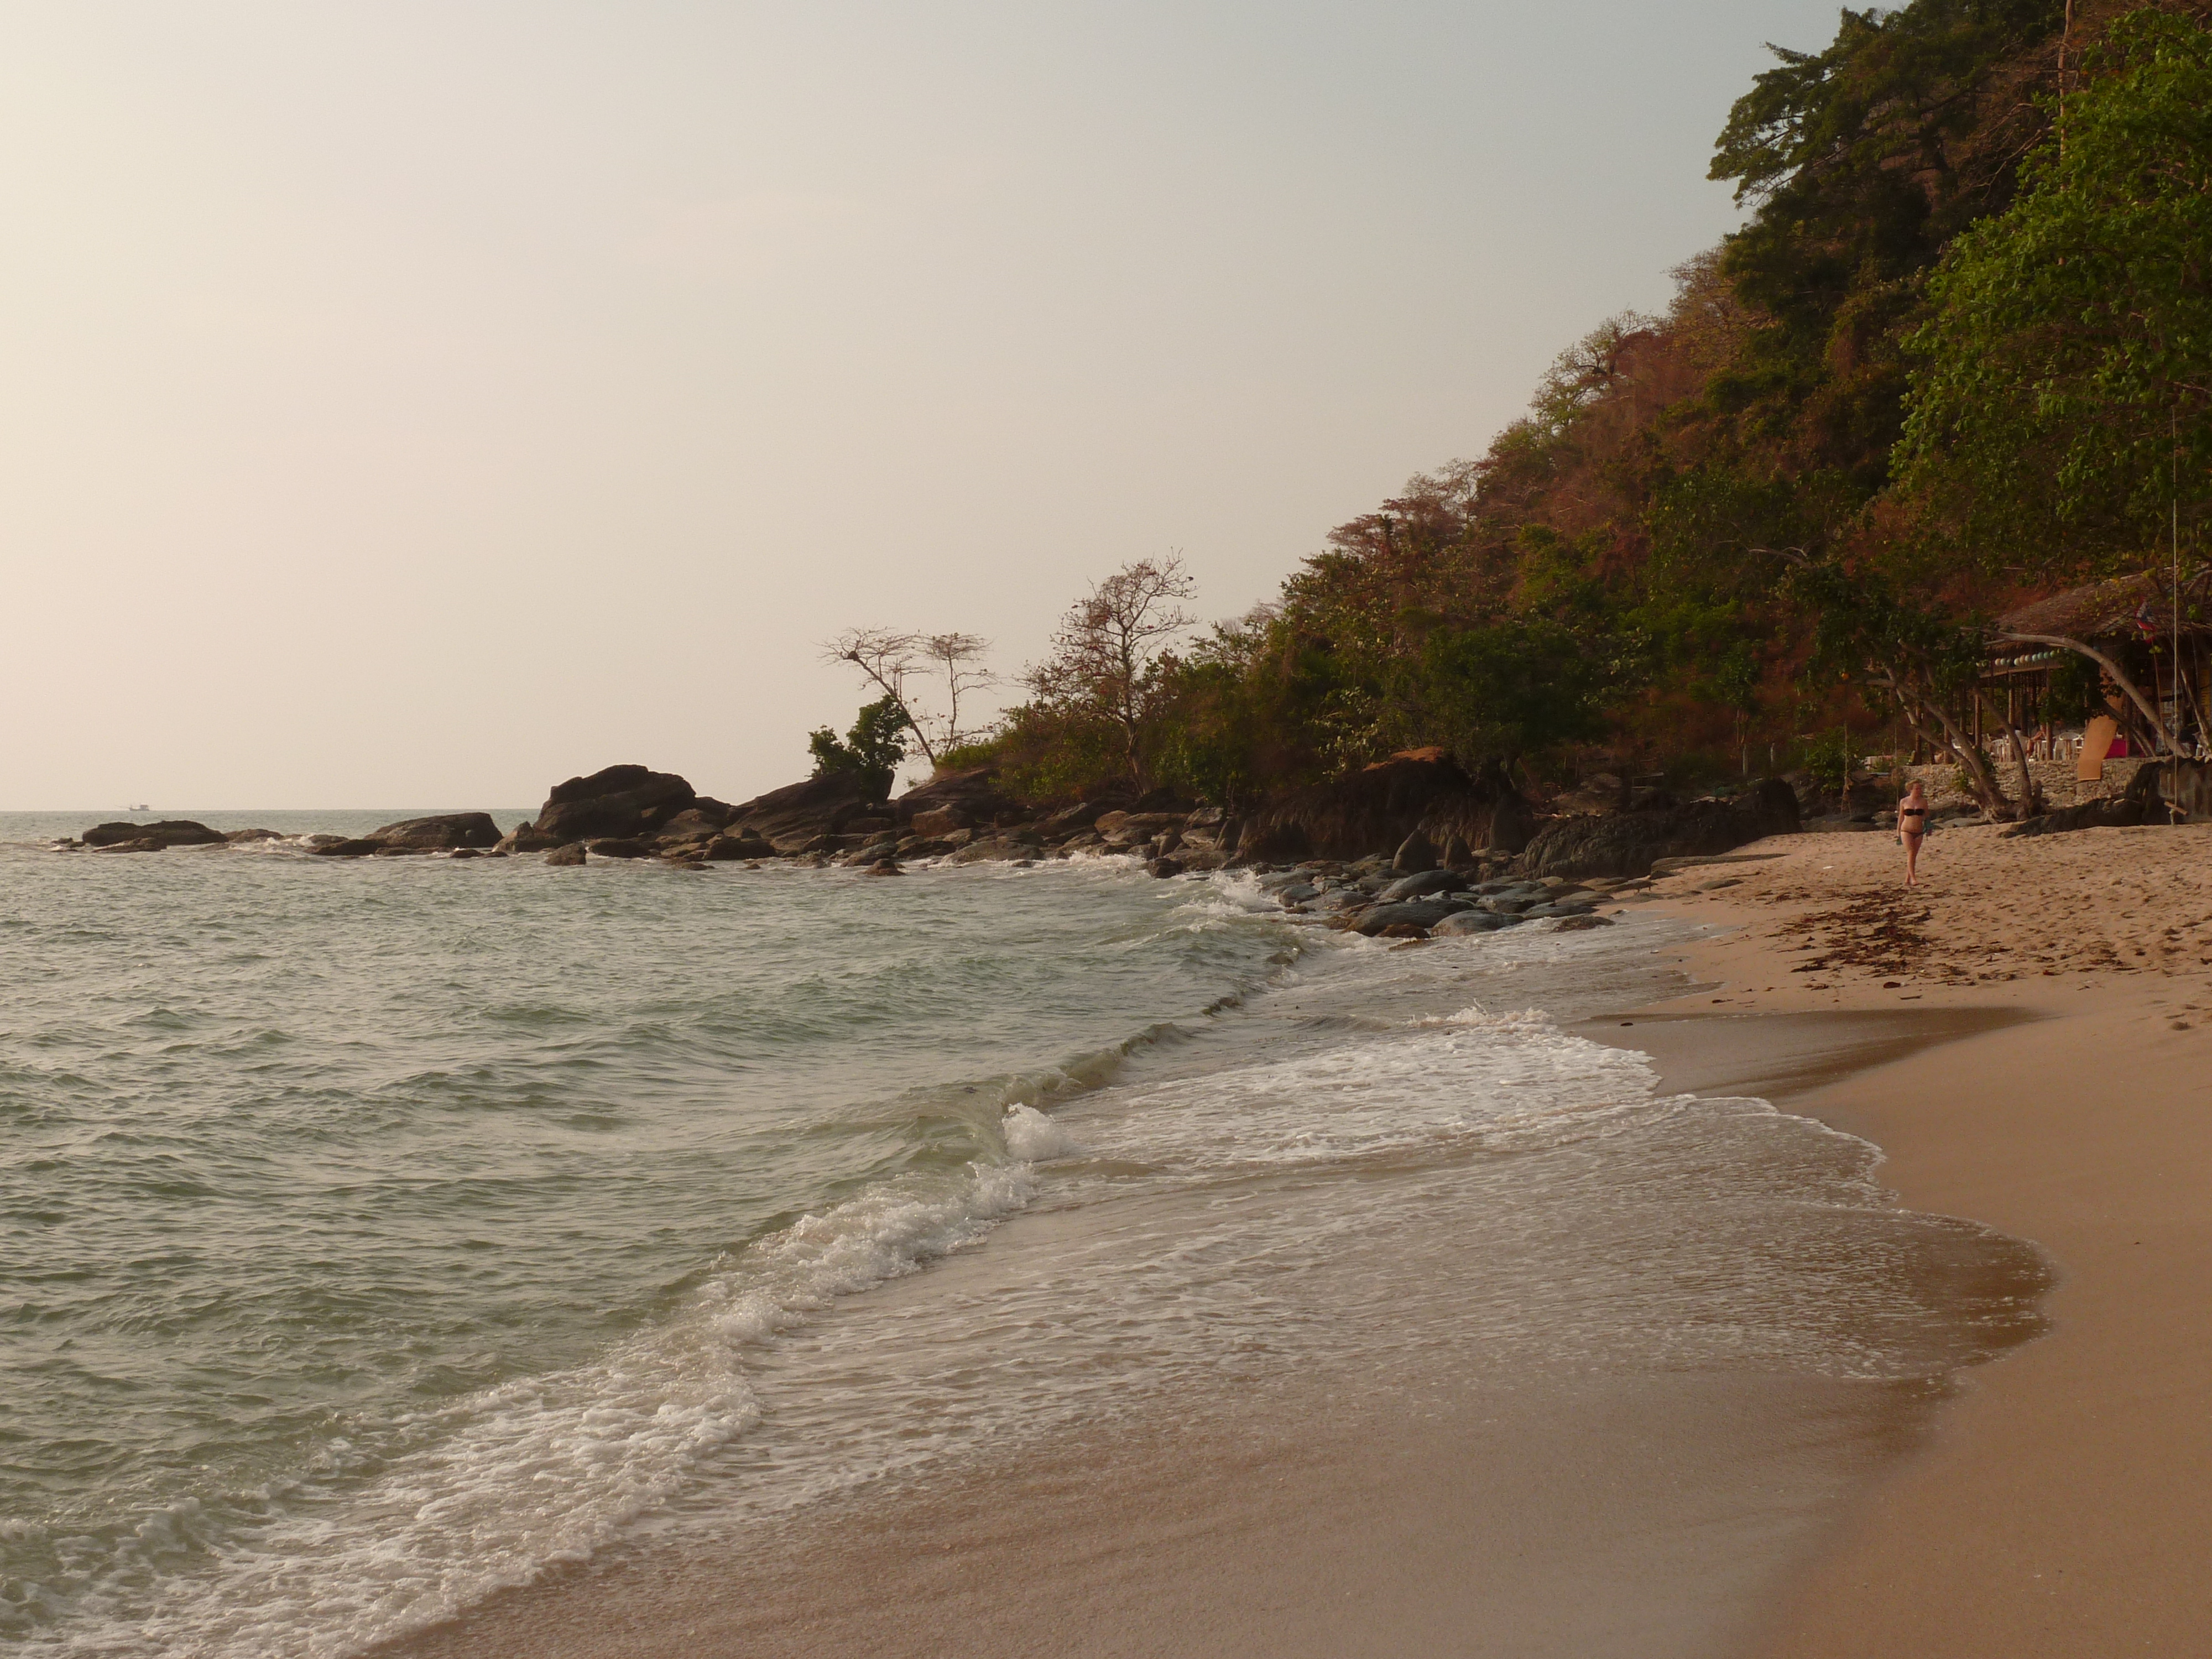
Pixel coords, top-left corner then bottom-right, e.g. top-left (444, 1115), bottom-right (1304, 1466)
top-left (2, 2), bottom-right (1843, 810)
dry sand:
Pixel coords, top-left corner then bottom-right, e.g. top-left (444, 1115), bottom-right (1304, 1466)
top-left (381, 818), bottom-right (2212, 1658)
top-left (1613, 818), bottom-right (2212, 1657)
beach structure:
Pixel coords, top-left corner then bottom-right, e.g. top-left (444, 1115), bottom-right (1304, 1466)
top-left (1975, 568), bottom-right (2212, 778)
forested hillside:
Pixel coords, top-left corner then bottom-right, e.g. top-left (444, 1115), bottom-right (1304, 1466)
top-left (926, 1), bottom-right (2212, 808)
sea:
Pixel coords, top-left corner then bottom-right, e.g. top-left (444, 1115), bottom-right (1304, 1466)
top-left (0, 812), bottom-right (2048, 1657)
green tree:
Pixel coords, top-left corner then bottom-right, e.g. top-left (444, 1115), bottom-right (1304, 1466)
top-left (1898, 9), bottom-right (2212, 565)
top-left (807, 695), bottom-right (911, 800)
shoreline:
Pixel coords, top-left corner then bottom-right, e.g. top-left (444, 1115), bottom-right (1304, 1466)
top-left (1608, 824), bottom-right (2212, 1656)
top-left (340, 820), bottom-right (2210, 1658)
top-left (373, 864), bottom-right (2094, 1659)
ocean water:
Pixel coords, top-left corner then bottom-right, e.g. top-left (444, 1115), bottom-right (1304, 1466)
top-left (0, 815), bottom-right (2047, 1657)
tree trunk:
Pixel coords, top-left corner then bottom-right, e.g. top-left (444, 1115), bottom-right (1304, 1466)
top-left (1878, 671), bottom-right (2011, 818)
top-left (1981, 691), bottom-right (2043, 820)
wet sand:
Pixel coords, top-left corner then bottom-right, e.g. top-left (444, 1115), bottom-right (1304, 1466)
top-left (382, 821), bottom-right (2212, 1658)
top-left (379, 978), bottom-right (2025, 1659)
top-left (1615, 824), bottom-right (2212, 1657)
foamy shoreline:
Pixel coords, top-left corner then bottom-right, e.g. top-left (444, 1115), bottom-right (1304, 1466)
top-left (1620, 822), bottom-right (2212, 1656)
top-left (365, 861), bottom-right (2082, 1659)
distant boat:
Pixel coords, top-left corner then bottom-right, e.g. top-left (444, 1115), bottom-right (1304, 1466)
top-left (128, 804), bottom-right (150, 812)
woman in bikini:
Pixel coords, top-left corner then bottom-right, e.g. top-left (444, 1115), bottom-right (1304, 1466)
top-left (1897, 782), bottom-right (1929, 886)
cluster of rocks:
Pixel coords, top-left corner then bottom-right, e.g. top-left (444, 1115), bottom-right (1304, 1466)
top-left (54, 757), bottom-right (1812, 890)
top-left (1517, 779), bottom-right (1801, 879)
top-left (1255, 858), bottom-right (1635, 940)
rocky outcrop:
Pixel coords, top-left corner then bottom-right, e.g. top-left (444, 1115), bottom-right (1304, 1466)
top-left (727, 772), bottom-right (883, 852)
top-left (224, 827), bottom-right (285, 843)
top-left (1517, 779), bottom-right (1801, 879)
top-left (1240, 751), bottom-right (1535, 863)
top-left (533, 765), bottom-right (697, 844)
top-left (368, 812), bottom-right (503, 850)
top-left (309, 838), bottom-right (383, 858)
top-left (893, 766), bottom-right (1024, 828)
top-left (2000, 762), bottom-right (2173, 837)
top-left (81, 820), bottom-right (227, 848)
top-left (544, 843), bottom-right (587, 866)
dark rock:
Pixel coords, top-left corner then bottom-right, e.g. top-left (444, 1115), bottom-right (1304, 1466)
top-left (368, 812), bottom-right (502, 850)
top-left (1376, 922), bottom-right (1430, 940)
top-left (1132, 786), bottom-right (1191, 812)
top-left (656, 806), bottom-right (735, 841)
top-left (1146, 857), bottom-right (1185, 879)
top-left (894, 766), bottom-right (1024, 828)
top-left (91, 838), bottom-right (165, 854)
top-left (498, 827), bottom-right (565, 853)
top-left (304, 834), bottom-right (347, 848)
top-left (223, 827), bottom-right (285, 843)
top-left (449, 848), bottom-right (482, 860)
top-left (1093, 811), bottom-right (1186, 847)
top-left (1039, 802), bottom-right (1103, 838)
top-left (1518, 779), bottom-right (1800, 880)
top-left (865, 859), bottom-right (904, 877)
top-left (1391, 831), bottom-right (1438, 873)
top-left (1431, 911), bottom-right (1507, 936)
top-left (1380, 869), bottom-right (1466, 902)
top-left (81, 820), bottom-right (226, 848)
top-left (1354, 898), bottom-right (1470, 935)
top-left (534, 765), bottom-right (697, 843)
top-left (910, 807), bottom-right (972, 837)
top-left (310, 838), bottom-right (383, 858)
top-left (371, 845), bottom-right (430, 857)
top-left (1553, 914), bottom-right (1615, 932)
top-left (2002, 763), bottom-right (2182, 837)
top-left (544, 843), bottom-right (587, 867)
top-left (728, 771), bottom-right (882, 852)
top-left (1242, 751), bottom-right (1536, 863)
top-left (703, 833), bottom-right (775, 861)
top-left (585, 838), bottom-right (652, 859)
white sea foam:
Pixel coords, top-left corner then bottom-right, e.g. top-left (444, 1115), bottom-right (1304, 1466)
top-left (1070, 1005), bottom-right (1674, 1171)
top-left (52, 1162), bottom-right (1037, 1659)
top-left (1003, 1103), bottom-right (1085, 1161)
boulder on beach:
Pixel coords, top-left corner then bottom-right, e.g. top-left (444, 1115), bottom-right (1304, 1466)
top-left (650, 806), bottom-right (736, 842)
top-left (81, 820), bottom-right (227, 848)
top-left (1517, 779), bottom-right (1800, 880)
top-left (533, 765), bottom-right (697, 844)
top-left (2001, 763), bottom-right (2187, 838)
top-left (1240, 751), bottom-right (1535, 863)
top-left (893, 766), bottom-right (1022, 828)
top-left (309, 838), bottom-right (383, 858)
top-left (1380, 869), bottom-right (1468, 902)
top-left (703, 833), bottom-right (775, 861)
top-left (1432, 911), bottom-right (1510, 935)
top-left (1353, 898), bottom-right (1470, 936)
top-left (726, 772), bottom-right (882, 852)
top-left (368, 812), bottom-right (503, 850)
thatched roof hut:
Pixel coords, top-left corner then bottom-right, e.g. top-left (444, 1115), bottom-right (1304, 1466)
top-left (1994, 568), bottom-right (2212, 643)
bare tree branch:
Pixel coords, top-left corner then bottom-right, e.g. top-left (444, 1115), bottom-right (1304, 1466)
top-left (921, 632), bottom-right (995, 756)
top-left (821, 628), bottom-right (935, 766)
top-left (1024, 555), bottom-right (1198, 785)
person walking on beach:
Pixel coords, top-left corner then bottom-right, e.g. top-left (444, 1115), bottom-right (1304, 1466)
top-left (1897, 781), bottom-right (1929, 887)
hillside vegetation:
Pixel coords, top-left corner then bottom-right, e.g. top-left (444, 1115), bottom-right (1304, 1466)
top-left (900, 1), bottom-right (2212, 810)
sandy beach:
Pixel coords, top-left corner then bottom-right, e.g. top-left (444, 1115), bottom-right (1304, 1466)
top-left (1614, 819), bottom-right (2212, 1656)
top-left (375, 818), bottom-right (2212, 1659)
